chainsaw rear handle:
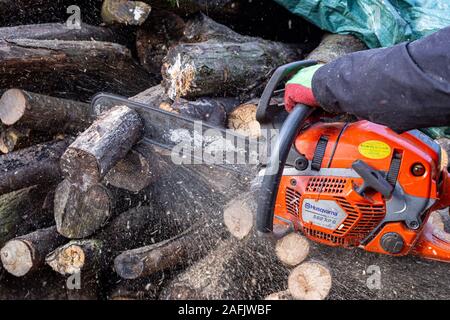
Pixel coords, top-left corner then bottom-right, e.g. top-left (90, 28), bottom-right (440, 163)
top-left (256, 104), bottom-right (313, 233)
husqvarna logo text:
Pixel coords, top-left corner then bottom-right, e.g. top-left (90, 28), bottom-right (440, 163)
top-left (304, 202), bottom-right (338, 217)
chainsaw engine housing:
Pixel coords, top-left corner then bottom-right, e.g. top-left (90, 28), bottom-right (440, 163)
top-left (274, 120), bottom-right (443, 256)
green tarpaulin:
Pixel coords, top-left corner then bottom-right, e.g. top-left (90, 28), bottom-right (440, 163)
top-left (275, 0), bottom-right (450, 48)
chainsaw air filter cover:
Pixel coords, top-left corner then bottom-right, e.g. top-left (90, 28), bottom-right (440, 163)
top-left (274, 120), bottom-right (441, 256)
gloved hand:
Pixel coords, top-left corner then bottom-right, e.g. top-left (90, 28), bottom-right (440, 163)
top-left (284, 64), bottom-right (324, 112)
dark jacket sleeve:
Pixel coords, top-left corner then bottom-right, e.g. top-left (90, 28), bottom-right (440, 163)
top-left (312, 27), bottom-right (450, 132)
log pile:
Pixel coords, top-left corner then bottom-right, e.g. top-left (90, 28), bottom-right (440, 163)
top-left (0, 0), bottom-right (449, 301)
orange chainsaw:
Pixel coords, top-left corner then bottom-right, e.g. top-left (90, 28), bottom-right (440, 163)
top-left (256, 61), bottom-right (450, 262)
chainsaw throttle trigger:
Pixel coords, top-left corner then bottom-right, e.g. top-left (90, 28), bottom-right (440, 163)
top-left (352, 160), bottom-right (393, 198)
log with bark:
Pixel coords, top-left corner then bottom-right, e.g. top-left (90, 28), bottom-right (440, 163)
top-left (0, 89), bottom-right (92, 133)
top-left (129, 84), bottom-right (239, 127)
top-left (60, 105), bottom-right (143, 185)
top-left (47, 205), bottom-right (174, 275)
top-left (101, 0), bottom-right (152, 26)
top-left (0, 226), bottom-right (66, 277)
top-left (136, 10), bottom-right (186, 75)
top-left (54, 180), bottom-right (148, 239)
top-left (306, 33), bottom-right (367, 64)
top-left (0, 138), bottom-right (71, 195)
top-left (161, 14), bottom-right (303, 99)
top-left (0, 186), bottom-right (54, 247)
top-left (0, 127), bottom-right (31, 154)
top-left (0, 23), bottom-right (119, 42)
top-left (113, 219), bottom-right (227, 280)
top-left (0, 39), bottom-right (156, 101)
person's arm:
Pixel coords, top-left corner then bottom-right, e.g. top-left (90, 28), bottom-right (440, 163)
top-left (311, 27), bottom-right (450, 132)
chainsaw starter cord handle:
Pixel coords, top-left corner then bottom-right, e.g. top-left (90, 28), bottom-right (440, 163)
top-left (256, 104), bottom-right (313, 233)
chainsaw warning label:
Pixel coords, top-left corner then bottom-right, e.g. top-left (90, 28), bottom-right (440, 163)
top-left (358, 140), bottom-right (391, 160)
top-left (301, 199), bottom-right (347, 230)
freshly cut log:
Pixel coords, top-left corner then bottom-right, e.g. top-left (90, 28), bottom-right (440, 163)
top-left (54, 179), bottom-right (148, 239)
top-left (161, 15), bottom-right (302, 99)
top-left (136, 10), bottom-right (186, 75)
top-left (0, 89), bottom-right (92, 133)
top-left (46, 239), bottom-right (103, 276)
top-left (105, 142), bottom-right (158, 192)
top-left (288, 262), bottom-right (332, 300)
top-left (48, 206), bottom-right (174, 274)
top-left (102, 0), bottom-right (152, 26)
top-left (275, 232), bottom-right (310, 267)
top-left (306, 33), bottom-right (367, 63)
top-left (60, 105), bottom-right (143, 185)
top-left (265, 290), bottom-right (292, 300)
top-left (130, 84), bottom-right (238, 127)
top-left (0, 226), bottom-right (66, 277)
top-left (227, 101), bottom-right (261, 137)
top-left (223, 196), bottom-right (255, 240)
top-left (168, 97), bottom-right (238, 127)
top-left (0, 39), bottom-right (155, 101)
top-left (0, 139), bottom-right (71, 195)
top-left (0, 23), bottom-right (118, 42)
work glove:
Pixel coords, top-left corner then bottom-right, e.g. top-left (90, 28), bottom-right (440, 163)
top-left (284, 64), bottom-right (324, 112)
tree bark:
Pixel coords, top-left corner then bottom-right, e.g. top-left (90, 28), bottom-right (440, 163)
top-left (0, 226), bottom-right (66, 277)
top-left (60, 105), bottom-right (143, 185)
top-left (161, 15), bottom-right (302, 99)
top-left (0, 23), bottom-right (119, 42)
top-left (0, 186), bottom-right (54, 247)
top-left (306, 33), bottom-right (367, 63)
top-left (0, 127), bottom-right (31, 154)
top-left (0, 89), bottom-right (92, 133)
top-left (0, 39), bottom-right (156, 101)
top-left (136, 10), bottom-right (186, 75)
top-left (0, 139), bottom-right (71, 195)
top-left (101, 0), bottom-right (152, 26)
top-left (113, 221), bottom-right (223, 280)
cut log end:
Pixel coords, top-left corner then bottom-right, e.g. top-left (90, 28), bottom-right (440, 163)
top-left (0, 89), bottom-right (27, 126)
top-left (114, 253), bottom-right (144, 280)
top-left (46, 244), bottom-right (85, 275)
top-left (223, 198), bottom-right (254, 239)
top-left (54, 180), bottom-right (111, 239)
top-left (0, 240), bottom-right (33, 277)
top-left (264, 290), bottom-right (292, 300)
top-left (102, 0), bottom-right (152, 26)
top-left (288, 262), bottom-right (332, 300)
top-left (227, 103), bottom-right (261, 138)
top-left (275, 232), bottom-right (310, 267)
top-left (105, 148), bottom-right (153, 192)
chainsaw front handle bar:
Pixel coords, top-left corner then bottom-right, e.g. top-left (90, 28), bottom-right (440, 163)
top-left (256, 61), bottom-right (318, 234)
top-left (256, 104), bottom-right (313, 233)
